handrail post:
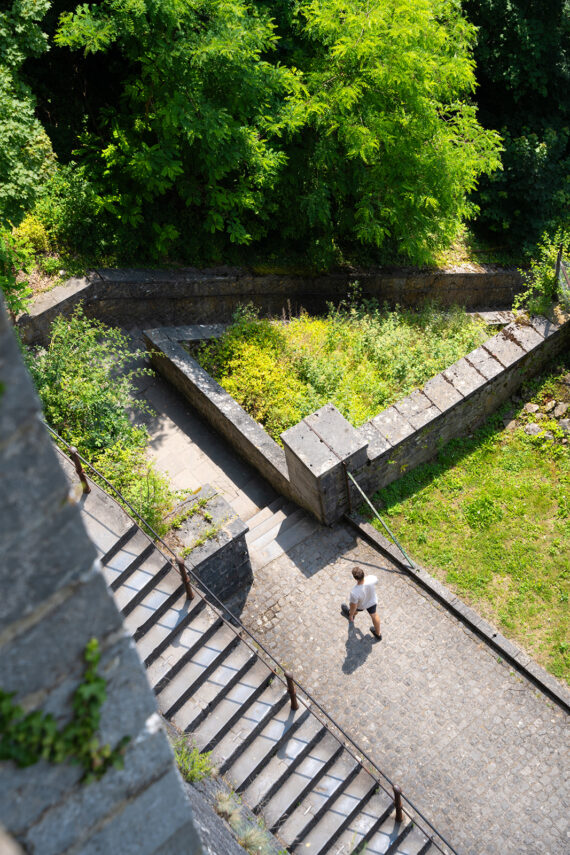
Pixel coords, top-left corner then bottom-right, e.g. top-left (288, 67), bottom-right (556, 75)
top-left (176, 557), bottom-right (194, 601)
top-left (393, 785), bottom-right (404, 823)
top-left (284, 671), bottom-right (299, 711)
top-left (70, 446), bottom-right (91, 495)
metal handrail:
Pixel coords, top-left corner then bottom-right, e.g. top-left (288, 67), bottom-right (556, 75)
top-left (45, 419), bottom-right (457, 855)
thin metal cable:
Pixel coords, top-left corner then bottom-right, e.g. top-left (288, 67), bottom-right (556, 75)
top-left (44, 419), bottom-right (456, 855)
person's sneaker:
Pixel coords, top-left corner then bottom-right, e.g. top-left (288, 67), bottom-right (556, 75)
top-left (341, 603), bottom-right (350, 617)
top-left (370, 629), bottom-right (382, 641)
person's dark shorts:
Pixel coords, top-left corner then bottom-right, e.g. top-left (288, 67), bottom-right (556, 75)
top-left (357, 605), bottom-right (377, 615)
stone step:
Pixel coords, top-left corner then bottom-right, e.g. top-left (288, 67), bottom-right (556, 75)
top-left (208, 682), bottom-right (289, 771)
top-left (101, 528), bottom-right (154, 588)
top-left (158, 628), bottom-right (241, 717)
top-left (123, 570), bottom-right (183, 638)
top-left (113, 553), bottom-right (172, 614)
top-left (230, 707), bottom-right (311, 793)
top-left (191, 663), bottom-right (276, 753)
top-left (245, 500), bottom-right (299, 546)
top-left (171, 645), bottom-right (258, 733)
top-left (358, 812), bottom-right (415, 855)
top-left (246, 506), bottom-right (306, 553)
top-left (307, 780), bottom-right (394, 855)
top-left (276, 750), bottom-right (359, 847)
top-left (391, 822), bottom-right (434, 855)
top-left (251, 515), bottom-right (320, 571)
top-left (291, 767), bottom-right (377, 854)
top-left (243, 715), bottom-right (325, 812)
top-left (148, 615), bottom-right (225, 691)
top-left (264, 732), bottom-right (344, 833)
top-left (77, 476), bottom-right (135, 561)
top-left (245, 496), bottom-right (291, 534)
top-left (135, 595), bottom-right (206, 666)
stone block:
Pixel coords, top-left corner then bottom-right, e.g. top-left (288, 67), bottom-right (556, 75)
top-left (23, 725), bottom-right (175, 855)
top-left (464, 347), bottom-right (503, 380)
top-left (483, 330), bottom-right (526, 367)
top-left (304, 404), bottom-right (368, 470)
top-left (0, 571), bottom-right (123, 699)
top-left (0, 417), bottom-right (72, 546)
top-left (442, 358), bottom-right (484, 398)
top-left (282, 419), bottom-right (338, 479)
top-left (358, 422), bottom-right (391, 462)
top-left (422, 373), bottom-right (462, 412)
top-left (394, 389), bottom-right (439, 427)
top-left (505, 322), bottom-right (546, 352)
top-left (0, 756), bottom-right (81, 836)
top-left (371, 407), bottom-right (413, 446)
top-left (0, 503), bottom-right (97, 628)
top-left (0, 306), bottom-right (39, 440)
top-left (71, 768), bottom-right (196, 855)
top-left (528, 315), bottom-right (560, 337)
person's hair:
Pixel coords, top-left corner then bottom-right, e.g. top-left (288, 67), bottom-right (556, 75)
top-left (352, 566), bottom-right (364, 581)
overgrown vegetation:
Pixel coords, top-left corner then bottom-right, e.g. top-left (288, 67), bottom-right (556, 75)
top-left (195, 300), bottom-right (491, 442)
top-left (0, 639), bottom-right (129, 782)
top-left (513, 229), bottom-right (570, 316)
top-left (24, 305), bottom-right (175, 532)
top-left (173, 738), bottom-right (214, 783)
top-left (367, 358), bottom-right (570, 683)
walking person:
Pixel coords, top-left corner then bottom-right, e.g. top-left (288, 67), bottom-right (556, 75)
top-left (341, 566), bottom-right (382, 640)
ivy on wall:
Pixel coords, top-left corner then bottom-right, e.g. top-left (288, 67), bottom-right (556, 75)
top-left (0, 638), bottom-right (130, 783)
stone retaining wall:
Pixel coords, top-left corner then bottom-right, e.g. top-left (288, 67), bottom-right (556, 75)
top-left (18, 265), bottom-right (524, 345)
top-left (0, 296), bottom-right (204, 855)
top-left (145, 312), bottom-right (570, 525)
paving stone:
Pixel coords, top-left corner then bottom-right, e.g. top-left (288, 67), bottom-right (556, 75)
top-left (371, 407), bottom-right (414, 446)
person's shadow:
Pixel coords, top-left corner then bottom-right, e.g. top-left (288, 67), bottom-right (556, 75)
top-left (342, 620), bottom-right (375, 674)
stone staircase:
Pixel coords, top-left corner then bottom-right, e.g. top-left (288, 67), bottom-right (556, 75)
top-left (244, 496), bottom-right (322, 571)
top-left (74, 470), bottom-right (442, 855)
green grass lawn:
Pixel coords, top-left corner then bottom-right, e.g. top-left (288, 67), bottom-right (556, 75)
top-left (369, 357), bottom-right (570, 683)
top-left (195, 300), bottom-right (491, 442)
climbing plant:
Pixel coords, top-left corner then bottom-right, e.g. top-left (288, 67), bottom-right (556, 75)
top-left (0, 638), bottom-right (129, 783)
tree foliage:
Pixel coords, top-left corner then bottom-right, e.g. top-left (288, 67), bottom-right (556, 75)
top-left (40, 0), bottom-right (501, 265)
top-left (0, 0), bottom-right (54, 227)
top-left (464, 0), bottom-right (570, 247)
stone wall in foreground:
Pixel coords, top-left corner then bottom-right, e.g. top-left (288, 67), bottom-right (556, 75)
top-left (0, 295), bottom-right (203, 855)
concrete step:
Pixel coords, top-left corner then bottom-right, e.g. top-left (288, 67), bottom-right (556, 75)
top-left (277, 750), bottom-right (359, 848)
top-left (230, 707), bottom-right (311, 793)
top-left (171, 645), bottom-right (258, 733)
top-left (101, 528), bottom-right (154, 589)
top-left (243, 714), bottom-right (325, 811)
top-left (135, 594), bottom-right (206, 666)
top-left (246, 506), bottom-right (306, 552)
top-left (245, 500), bottom-right (299, 546)
top-left (263, 732), bottom-right (344, 833)
top-left (251, 515), bottom-right (320, 571)
top-left (123, 569), bottom-right (183, 637)
top-left (113, 552), bottom-right (172, 614)
top-left (291, 767), bottom-right (377, 854)
top-left (147, 614), bottom-right (225, 690)
top-left (304, 774), bottom-right (394, 855)
top-left (155, 625), bottom-right (240, 716)
top-left (191, 662), bottom-right (276, 753)
top-left (208, 682), bottom-right (289, 771)
top-left (359, 813), bottom-right (415, 855)
top-left (76, 475), bottom-right (135, 561)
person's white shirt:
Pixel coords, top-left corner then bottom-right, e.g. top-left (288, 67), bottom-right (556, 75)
top-left (349, 574), bottom-right (378, 610)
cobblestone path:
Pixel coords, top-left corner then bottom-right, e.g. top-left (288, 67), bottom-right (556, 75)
top-left (233, 522), bottom-right (569, 855)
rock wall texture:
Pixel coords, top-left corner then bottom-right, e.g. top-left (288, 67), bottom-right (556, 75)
top-left (18, 265), bottom-right (523, 345)
top-left (0, 295), bottom-right (204, 855)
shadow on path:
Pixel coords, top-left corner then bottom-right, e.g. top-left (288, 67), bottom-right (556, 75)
top-left (342, 622), bottom-right (376, 674)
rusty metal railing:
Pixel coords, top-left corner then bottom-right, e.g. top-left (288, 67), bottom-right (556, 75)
top-left (45, 419), bottom-right (457, 855)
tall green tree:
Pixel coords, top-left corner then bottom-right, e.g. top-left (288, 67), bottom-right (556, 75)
top-left (464, 0), bottom-right (570, 247)
top-left (0, 0), bottom-right (54, 226)
top-left (35, 0), bottom-right (501, 265)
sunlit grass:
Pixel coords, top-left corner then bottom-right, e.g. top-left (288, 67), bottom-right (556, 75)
top-left (368, 358), bottom-right (570, 683)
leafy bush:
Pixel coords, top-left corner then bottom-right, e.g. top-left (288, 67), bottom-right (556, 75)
top-left (0, 1), bottom-right (54, 226)
top-left (32, 164), bottom-right (103, 256)
top-left (195, 301), bottom-right (490, 442)
top-left (25, 305), bottom-right (174, 531)
top-left (513, 228), bottom-right (570, 316)
top-left (173, 738), bottom-right (213, 783)
top-left (0, 227), bottom-right (34, 316)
